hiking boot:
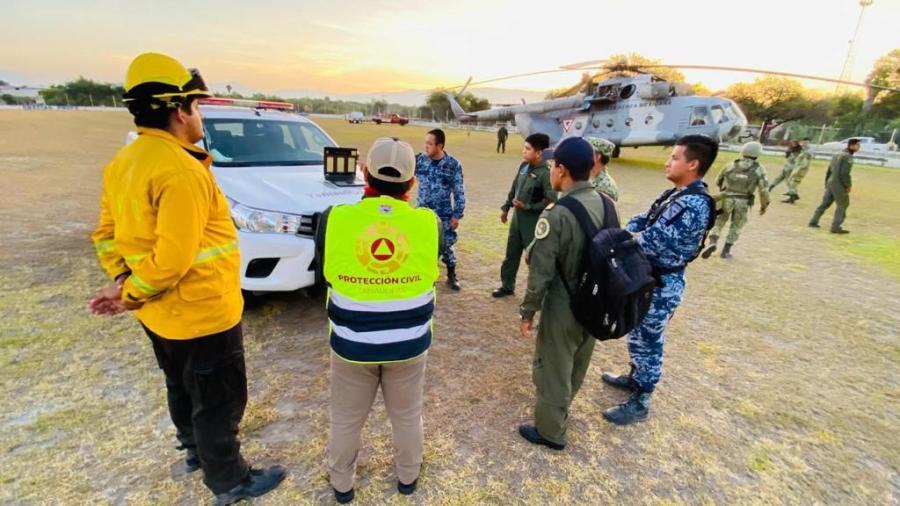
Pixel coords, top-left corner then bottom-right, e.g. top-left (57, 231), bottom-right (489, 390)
top-left (701, 235), bottom-right (718, 259)
top-left (333, 487), bottom-right (355, 504)
top-left (831, 228), bottom-right (850, 234)
top-left (720, 243), bottom-right (733, 259)
top-left (602, 391), bottom-right (651, 425)
top-left (492, 287), bottom-right (514, 298)
top-left (601, 364), bottom-right (637, 392)
top-left (781, 195), bottom-right (797, 204)
top-left (398, 479), bottom-right (418, 495)
top-left (213, 466), bottom-right (287, 506)
top-left (447, 266), bottom-right (461, 291)
top-left (808, 222), bottom-right (820, 228)
top-left (517, 424), bottom-right (565, 450)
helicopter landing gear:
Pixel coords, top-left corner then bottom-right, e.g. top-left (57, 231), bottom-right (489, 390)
top-left (612, 145), bottom-right (621, 158)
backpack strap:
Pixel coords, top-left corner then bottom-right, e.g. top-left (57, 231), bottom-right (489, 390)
top-left (556, 193), bottom-right (618, 239)
top-left (553, 193), bottom-right (615, 300)
top-left (644, 183), bottom-right (718, 265)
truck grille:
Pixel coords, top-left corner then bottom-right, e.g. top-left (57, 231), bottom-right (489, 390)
top-left (297, 213), bottom-right (317, 236)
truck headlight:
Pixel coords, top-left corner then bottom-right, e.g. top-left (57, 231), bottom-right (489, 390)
top-left (228, 199), bottom-right (303, 234)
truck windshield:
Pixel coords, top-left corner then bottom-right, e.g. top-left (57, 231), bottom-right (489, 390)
top-left (204, 119), bottom-right (335, 167)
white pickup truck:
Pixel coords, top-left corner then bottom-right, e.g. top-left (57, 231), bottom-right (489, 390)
top-left (821, 136), bottom-right (892, 152)
top-left (129, 98), bottom-right (363, 296)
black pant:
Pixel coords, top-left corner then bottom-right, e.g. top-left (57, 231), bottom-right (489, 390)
top-left (497, 138), bottom-right (506, 153)
top-left (144, 322), bottom-right (250, 494)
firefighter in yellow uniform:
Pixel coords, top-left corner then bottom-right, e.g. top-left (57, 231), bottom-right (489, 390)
top-left (88, 53), bottom-right (284, 506)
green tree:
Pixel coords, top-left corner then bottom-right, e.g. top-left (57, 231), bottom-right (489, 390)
top-left (425, 90), bottom-right (489, 121)
top-left (725, 76), bottom-right (812, 143)
top-left (1, 93), bottom-right (17, 105)
top-left (40, 77), bottom-right (123, 106)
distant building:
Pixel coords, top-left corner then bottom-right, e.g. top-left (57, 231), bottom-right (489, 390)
top-left (0, 84), bottom-right (45, 103)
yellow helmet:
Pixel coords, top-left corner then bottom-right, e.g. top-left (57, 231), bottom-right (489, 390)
top-left (122, 52), bottom-right (209, 107)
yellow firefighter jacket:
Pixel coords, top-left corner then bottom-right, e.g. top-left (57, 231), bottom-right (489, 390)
top-left (92, 127), bottom-right (242, 339)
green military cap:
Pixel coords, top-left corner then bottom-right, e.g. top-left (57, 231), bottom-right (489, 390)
top-left (585, 137), bottom-right (616, 157)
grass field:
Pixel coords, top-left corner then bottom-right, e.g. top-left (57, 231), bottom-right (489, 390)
top-left (1, 110), bottom-right (898, 505)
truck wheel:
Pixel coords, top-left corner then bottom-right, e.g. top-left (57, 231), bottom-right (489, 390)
top-left (612, 145), bottom-right (621, 158)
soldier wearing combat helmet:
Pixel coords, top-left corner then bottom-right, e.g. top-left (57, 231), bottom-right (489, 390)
top-left (702, 141), bottom-right (770, 259)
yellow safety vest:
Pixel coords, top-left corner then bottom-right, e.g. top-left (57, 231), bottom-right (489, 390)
top-left (324, 196), bottom-right (439, 364)
top-left (91, 127), bottom-right (242, 339)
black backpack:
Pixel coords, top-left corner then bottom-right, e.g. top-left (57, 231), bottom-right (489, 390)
top-left (556, 194), bottom-right (656, 340)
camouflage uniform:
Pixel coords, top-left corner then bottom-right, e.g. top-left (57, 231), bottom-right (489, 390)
top-left (810, 149), bottom-right (853, 232)
top-left (519, 182), bottom-right (603, 446)
top-left (769, 148), bottom-right (812, 199)
top-left (590, 171), bottom-right (619, 202)
top-left (499, 160), bottom-right (555, 292)
top-left (624, 180), bottom-right (713, 393)
top-left (586, 137), bottom-right (619, 202)
top-left (415, 152), bottom-right (466, 267)
top-left (711, 158), bottom-right (770, 246)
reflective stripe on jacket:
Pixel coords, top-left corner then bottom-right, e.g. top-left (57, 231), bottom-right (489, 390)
top-left (91, 127), bottom-right (242, 339)
top-left (323, 196), bottom-right (440, 363)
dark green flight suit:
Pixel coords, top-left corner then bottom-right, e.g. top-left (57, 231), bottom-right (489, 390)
top-left (499, 160), bottom-right (555, 291)
top-left (810, 149), bottom-right (854, 231)
top-left (520, 182), bottom-right (604, 445)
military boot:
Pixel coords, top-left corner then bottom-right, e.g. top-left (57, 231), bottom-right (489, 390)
top-left (602, 390), bottom-right (651, 425)
top-left (601, 363), bottom-right (638, 392)
top-left (701, 235), bottom-right (718, 259)
top-left (446, 266), bottom-right (461, 291)
top-left (720, 243), bottom-right (733, 259)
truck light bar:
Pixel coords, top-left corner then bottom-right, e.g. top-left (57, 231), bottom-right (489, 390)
top-left (200, 97), bottom-right (295, 111)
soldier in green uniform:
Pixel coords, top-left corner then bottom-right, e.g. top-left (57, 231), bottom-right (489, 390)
top-left (769, 138), bottom-right (813, 204)
top-left (517, 137), bottom-right (603, 450)
top-left (586, 137), bottom-right (619, 202)
top-left (702, 141), bottom-right (770, 259)
top-left (493, 133), bottom-right (554, 298)
top-left (809, 138), bottom-right (859, 234)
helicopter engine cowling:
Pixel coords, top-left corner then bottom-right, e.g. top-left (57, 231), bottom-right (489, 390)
top-left (637, 82), bottom-right (672, 100)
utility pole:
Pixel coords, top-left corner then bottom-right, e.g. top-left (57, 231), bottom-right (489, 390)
top-left (836, 0), bottom-right (874, 95)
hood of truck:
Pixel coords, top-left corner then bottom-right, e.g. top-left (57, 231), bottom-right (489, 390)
top-left (211, 165), bottom-right (364, 215)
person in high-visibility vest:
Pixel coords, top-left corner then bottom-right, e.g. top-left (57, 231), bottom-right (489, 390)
top-left (87, 53), bottom-right (284, 506)
top-left (316, 137), bottom-right (442, 503)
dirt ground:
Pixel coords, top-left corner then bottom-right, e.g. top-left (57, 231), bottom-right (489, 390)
top-left (1, 110), bottom-right (898, 505)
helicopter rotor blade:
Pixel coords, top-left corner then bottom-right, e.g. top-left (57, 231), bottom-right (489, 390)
top-left (573, 63), bottom-right (899, 92)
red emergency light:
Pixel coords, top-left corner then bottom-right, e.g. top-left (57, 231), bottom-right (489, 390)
top-left (200, 97), bottom-right (295, 111)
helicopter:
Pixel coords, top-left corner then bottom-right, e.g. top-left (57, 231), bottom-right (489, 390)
top-left (444, 59), bottom-right (899, 157)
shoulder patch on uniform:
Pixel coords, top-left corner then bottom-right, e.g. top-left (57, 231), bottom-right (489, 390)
top-left (545, 202), bottom-right (556, 210)
top-left (534, 217), bottom-right (551, 239)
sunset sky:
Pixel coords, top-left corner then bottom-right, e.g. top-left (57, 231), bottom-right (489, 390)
top-left (2, 0), bottom-right (898, 96)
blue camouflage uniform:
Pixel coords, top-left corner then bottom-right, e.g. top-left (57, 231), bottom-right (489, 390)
top-left (625, 180), bottom-right (712, 392)
top-left (415, 152), bottom-right (466, 267)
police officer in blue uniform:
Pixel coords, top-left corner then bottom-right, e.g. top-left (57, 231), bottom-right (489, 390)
top-left (415, 129), bottom-right (466, 290)
top-left (601, 135), bottom-right (718, 425)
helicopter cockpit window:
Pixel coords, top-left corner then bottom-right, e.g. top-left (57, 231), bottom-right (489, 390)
top-left (619, 84), bottom-right (636, 100)
top-left (690, 106), bottom-right (709, 126)
top-left (710, 105), bottom-right (725, 124)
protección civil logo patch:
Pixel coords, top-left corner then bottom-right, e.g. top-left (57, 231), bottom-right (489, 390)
top-left (355, 221), bottom-right (410, 274)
